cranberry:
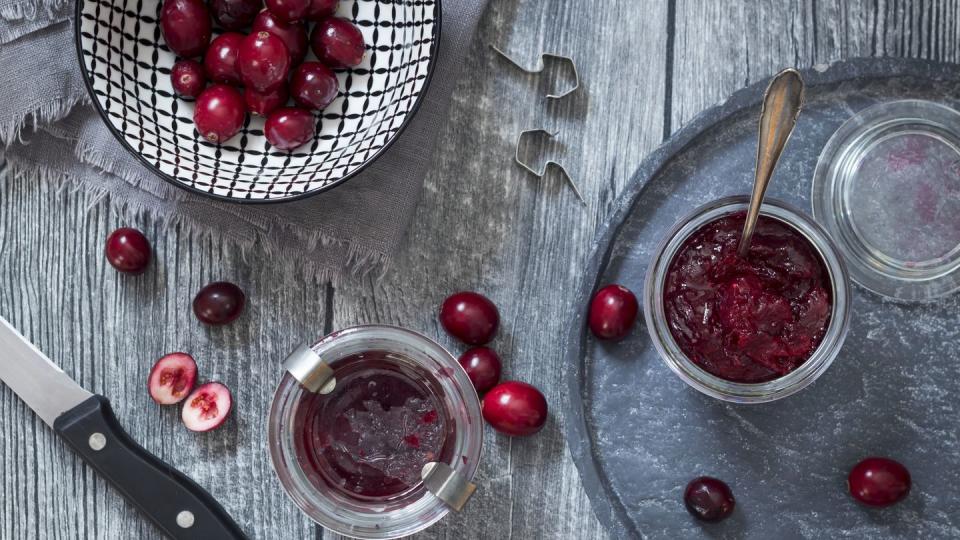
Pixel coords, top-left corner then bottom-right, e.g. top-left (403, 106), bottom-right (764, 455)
top-left (193, 84), bottom-right (246, 143)
top-left (458, 347), bottom-right (502, 393)
top-left (209, 0), bottom-right (261, 30)
top-left (482, 381), bottom-right (547, 436)
top-left (439, 292), bottom-right (499, 345)
top-left (159, 0), bottom-right (212, 58)
top-left (290, 61), bottom-right (338, 110)
top-left (203, 32), bottom-right (244, 85)
top-left (265, 0), bottom-right (309, 23)
top-left (238, 31), bottom-right (291, 92)
top-left (252, 9), bottom-right (309, 65)
top-left (306, 0), bottom-right (337, 21)
top-left (264, 107), bottom-right (315, 150)
top-left (245, 85), bottom-right (289, 116)
top-left (193, 281), bottom-right (246, 325)
top-left (848, 457), bottom-right (911, 507)
top-left (147, 353), bottom-right (197, 405)
top-left (310, 16), bottom-right (365, 69)
top-left (105, 227), bottom-right (151, 274)
top-left (170, 59), bottom-right (206, 99)
top-left (684, 477), bottom-right (736, 522)
top-left (588, 284), bottom-right (638, 340)
top-left (181, 382), bottom-right (232, 432)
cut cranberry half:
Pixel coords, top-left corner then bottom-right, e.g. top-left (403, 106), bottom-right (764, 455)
top-left (264, 107), bottom-right (316, 151)
top-left (848, 457), bottom-right (911, 507)
top-left (306, 0), bottom-right (337, 21)
top-left (439, 291), bottom-right (500, 345)
top-left (684, 476), bottom-right (736, 522)
top-left (170, 59), bottom-right (206, 99)
top-left (290, 61), bottom-right (339, 110)
top-left (588, 284), bottom-right (638, 340)
top-left (193, 84), bottom-right (246, 143)
top-left (458, 347), bottom-right (502, 394)
top-left (252, 10), bottom-right (309, 65)
top-left (204, 32), bottom-right (244, 85)
top-left (181, 382), bottom-right (232, 432)
top-left (245, 85), bottom-right (289, 116)
top-left (238, 31), bottom-right (292, 92)
top-left (310, 16), bottom-right (365, 69)
top-left (105, 227), bottom-right (151, 274)
top-left (159, 0), bottom-right (212, 58)
top-left (481, 381), bottom-right (548, 436)
top-left (193, 281), bottom-right (246, 325)
top-left (147, 353), bottom-right (198, 405)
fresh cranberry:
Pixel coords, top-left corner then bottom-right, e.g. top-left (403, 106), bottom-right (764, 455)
top-left (209, 0), bottom-right (261, 30)
top-left (848, 457), bottom-right (911, 507)
top-left (252, 9), bottom-right (309, 65)
top-left (310, 16), bottom-right (365, 69)
top-left (588, 284), bottom-right (638, 340)
top-left (193, 84), bottom-right (246, 143)
top-left (245, 85), bottom-right (289, 116)
top-left (238, 31), bottom-right (291, 92)
top-left (290, 61), bottom-right (338, 110)
top-left (306, 0), bottom-right (337, 21)
top-left (148, 353), bottom-right (197, 405)
top-left (264, 107), bottom-right (315, 150)
top-left (203, 32), bottom-right (244, 85)
top-left (482, 381), bottom-right (547, 436)
top-left (170, 59), bottom-right (206, 99)
top-left (159, 0), bottom-right (212, 58)
top-left (265, 0), bottom-right (309, 22)
top-left (458, 347), bottom-right (502, 394)
top-left (439, 292), bottom-right (499, 345)
top-left (193, 282), bottom-right (246, 325)
top-left (181, 382), bottom-right (232, 432)
top-left (105, 227), bottom-right (151, 274)
top-left (684, 477), bottom-right (736, 522)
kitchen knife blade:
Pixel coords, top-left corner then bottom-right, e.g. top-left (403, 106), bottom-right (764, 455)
top-left (0, 315), bottom-right (246, 539)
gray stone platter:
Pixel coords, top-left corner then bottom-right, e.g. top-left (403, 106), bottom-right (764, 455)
top-left (563, 58), bottom-right (960, 540)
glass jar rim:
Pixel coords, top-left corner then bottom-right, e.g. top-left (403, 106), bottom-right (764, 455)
top-left (643, 196), bottom-right (852, 403)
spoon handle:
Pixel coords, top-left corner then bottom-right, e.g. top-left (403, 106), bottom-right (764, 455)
top-left (738, 68), bottom-right (805, 258)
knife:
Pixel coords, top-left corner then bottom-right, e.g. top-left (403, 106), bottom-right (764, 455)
top-left (0, 315), bottom-right (246, 539)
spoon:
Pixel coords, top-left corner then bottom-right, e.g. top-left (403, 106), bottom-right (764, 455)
top-left (738, 68), bottom-right (806, 258)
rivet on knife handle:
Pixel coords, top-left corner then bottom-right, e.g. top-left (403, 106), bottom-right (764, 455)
top-left (421, 462), bottom-right (476, 512)
top-left (284, 343), bottom-right (336, 394)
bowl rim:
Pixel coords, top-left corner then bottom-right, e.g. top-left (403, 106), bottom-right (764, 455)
top-left (73, 0), bottom-right (443, 205)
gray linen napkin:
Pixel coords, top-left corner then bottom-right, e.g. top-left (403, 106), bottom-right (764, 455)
top-left (0, 0), bottom-right (487, 280)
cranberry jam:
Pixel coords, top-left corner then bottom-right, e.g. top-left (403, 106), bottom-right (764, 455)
top-left (294, 351), bottom-right (455, 500)
top-left (663, 212), bottom-right (833, 383)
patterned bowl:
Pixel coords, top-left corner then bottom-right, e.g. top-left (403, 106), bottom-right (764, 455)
top-left (74, 0), bottom-right (441, 203)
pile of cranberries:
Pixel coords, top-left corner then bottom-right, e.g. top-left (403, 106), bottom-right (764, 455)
top-left (160, 0), bottom-right (365, 150)
top-left (439, 291), bottom-right (549, 437)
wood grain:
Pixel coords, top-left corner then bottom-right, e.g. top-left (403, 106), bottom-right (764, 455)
top-left (2, 1), bottom-right (958, 539)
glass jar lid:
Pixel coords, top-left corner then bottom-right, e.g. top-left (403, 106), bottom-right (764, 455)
top-left (812, 100), bottom-right (960, 301)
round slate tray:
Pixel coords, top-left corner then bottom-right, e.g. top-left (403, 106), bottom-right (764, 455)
top-left (563, 58), bottom-right (960, 539)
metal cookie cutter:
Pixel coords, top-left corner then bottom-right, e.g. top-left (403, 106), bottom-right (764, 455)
top-left (515, 129), bottom-right (585, 204)
top-left (283, 343), bottom-right (336, 394)
top-left (491, 45), bottom-right (580, 100)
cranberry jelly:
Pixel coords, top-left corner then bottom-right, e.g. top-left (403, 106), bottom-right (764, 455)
top-left (294, 351), bottom-right (454, 500)
top-left (663, 212), bottom-right (833, 383)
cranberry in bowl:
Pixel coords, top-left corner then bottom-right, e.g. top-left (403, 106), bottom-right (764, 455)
top-left (268, 326), bottom-right (482, 539)
top-left (643, 196), bottom-right (851, 403)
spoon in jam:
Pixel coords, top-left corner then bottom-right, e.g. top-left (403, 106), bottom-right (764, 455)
top-left (738, 68), bottom-right (805, 258)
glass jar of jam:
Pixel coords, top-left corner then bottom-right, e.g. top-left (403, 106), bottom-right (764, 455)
top-left (643, 196), bottom-right (852, 403)
top-left (268, 326), bottom-right (482, 538)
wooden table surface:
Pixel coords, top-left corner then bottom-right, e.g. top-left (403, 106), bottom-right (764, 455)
top-left (2, 1), bottom-right (958, 538)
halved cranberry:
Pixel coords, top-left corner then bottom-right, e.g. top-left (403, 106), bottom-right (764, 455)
top-left (684, 477), bottom-right (736, 522)
top-left (159, 0), bottom-right (212, 58)
top-left (238, 31), bottom-right (291, 92)
top-left (209, 0), bottom-right (261, 30)
top-left (290, 61), bottom-right (338, 110)
top-left (193, 84), bottom-right (246, 143)
top-left (264, 107), bottom-right (315, 150)
top-left (245, 85), bottom-right (289, 116)
top-left (848, 457), bottom-right (911, 507)
top-left (148, 353), bottom-right (198, 405)
top-left (105, 227), bottom-right (151, 274)
top-left (310, 16), bottom-right (365, 69)
top-left (439, 292), bottom-right (499, 345)
top-left (306, 0), bottom-right (337, 21)
top-left (170, 59), bottom-right (206, 99)
top-left (588, 284), bottom-right (638, 340)
top-left (203, 32), bottom-right (244, 85)
top-left (181, 382), bottom-right (232, 432)
top-left (481, 381), bottom-right (547, 436)
top-left (458, 347), bottom-right (502, 394)
top-left (252, 9), bottom-right (309, 65)
top-left (265, 0), bottom-right (309, 22)
top-left (193, 281), bottom-right (246, 325)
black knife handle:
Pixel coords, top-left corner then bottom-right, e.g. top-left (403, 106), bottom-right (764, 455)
top-left (53, 396), bottom-right (247, 539)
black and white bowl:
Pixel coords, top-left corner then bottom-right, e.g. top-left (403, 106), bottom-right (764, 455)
top-left (75, 0), bottom-right (441, 203)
